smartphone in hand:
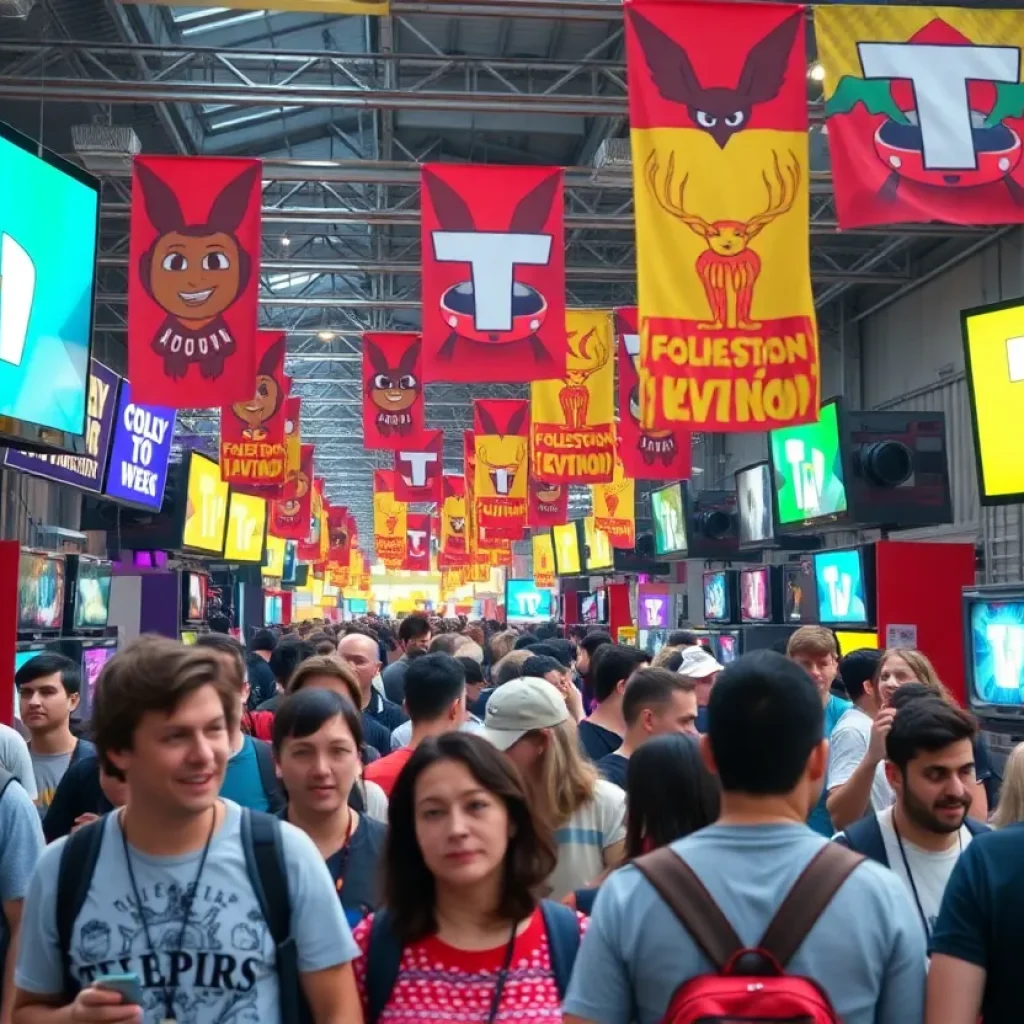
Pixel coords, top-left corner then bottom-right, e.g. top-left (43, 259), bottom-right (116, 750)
top-left (95, 973), bottom-right (144, 1006)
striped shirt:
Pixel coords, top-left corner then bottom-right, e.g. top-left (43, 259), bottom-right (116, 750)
top-left (548, 779), bottom-right (627, 901)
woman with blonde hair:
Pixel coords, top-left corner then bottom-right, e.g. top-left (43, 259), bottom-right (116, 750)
top-left (480, 677), bottom-right (626, 899)
top-left (990, 742), bottom-right (1024, 827)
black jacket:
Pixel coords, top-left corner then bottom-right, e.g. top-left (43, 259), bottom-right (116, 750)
top-left (834, 812), bottom-right (990, 866)
top-left (246, 653), bottom-right (278, 708)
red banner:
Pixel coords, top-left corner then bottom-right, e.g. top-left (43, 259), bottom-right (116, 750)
top-left (297, 477), bottom-right (324, 563)
top-left (527, 477), bottom-right (569, 528)
top-left (220, 331), bottom-right (288, 488)
top-left (362, 332), bottom-right (425, 449)
top-left (615, 307), bottom-right (692, 480)
top-left (404, 513), bottom-right (432, 571)
top-left (420, 164), bottom-right (567, 383)
top-left (327, 504), bottom-right (352, 566)
top-left (473, 400), bottom-right (529, 538)
top-left (394, 428), bottom-right (445, 504)
top-left (270, 443), bottom-right (313, 540)
top-left (128, 156), bottom-right (261, 407)
top-left (439, 475), bottom-right (469, 567)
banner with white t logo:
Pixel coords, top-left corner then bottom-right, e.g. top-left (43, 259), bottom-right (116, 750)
top-left (394, 428), bottom-right (445, 504)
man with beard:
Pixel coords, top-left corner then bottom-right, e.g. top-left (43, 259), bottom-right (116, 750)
top-left (835, 688), bottom-right (987, 939)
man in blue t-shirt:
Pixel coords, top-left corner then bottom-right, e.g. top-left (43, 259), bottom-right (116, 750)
top-left (786, 626), bottom-right (851, 837)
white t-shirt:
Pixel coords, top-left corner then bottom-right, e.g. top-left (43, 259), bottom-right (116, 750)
top-left (548, 778), bottom-right (627, 901)
top-left (877, 806), bottom-right (972, 936)
top-left (826, 707), bottom-right (894, 812)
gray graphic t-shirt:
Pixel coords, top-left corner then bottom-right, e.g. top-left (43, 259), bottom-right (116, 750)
top-left (16, 800), bottom-right (359, 1024)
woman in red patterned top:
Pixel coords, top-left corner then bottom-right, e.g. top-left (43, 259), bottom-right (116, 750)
top-left (353, 731), bottom-right (585, 1024)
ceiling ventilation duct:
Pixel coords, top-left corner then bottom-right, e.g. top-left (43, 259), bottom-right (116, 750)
top-left (71, 123), bottom-right (141, 174)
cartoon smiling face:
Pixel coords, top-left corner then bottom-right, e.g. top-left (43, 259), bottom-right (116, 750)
top-left (150, 229), bottom-right (243, 322)
top-left (370, 370), bottom-right (418, 413)
top-left (231, 372), bottom-right (281, 433)
top-left (279, 470), bottom-right (309, 517)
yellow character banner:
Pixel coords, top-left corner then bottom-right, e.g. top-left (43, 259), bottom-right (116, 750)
top-left (372, 470), bottom-right (407, 567)
top-left (530, 310), bottom-right (616, 483)
top-left (533, 533), bottom-right (556, 589)
top-left (473, 400), bottom-right (529, 537)
top-left (592, 455), bottom-right (636, 549)
top-left (625, 0), bottom-right (818, 432)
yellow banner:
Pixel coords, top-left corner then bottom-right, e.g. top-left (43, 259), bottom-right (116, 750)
top-left (122, 0), bottom-right (388, 13)
top-left (373, 473), bottom-right (407, 567)
top-left (592, 454), bottom-right (636, 549)
top-left (530, 309), bottom-right (616, 484)
top-left (533, 533), bottom-right (556, 588)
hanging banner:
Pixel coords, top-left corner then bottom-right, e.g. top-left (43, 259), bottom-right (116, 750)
top-left (473, 400), bottom-right (530, 536)
top-left (128, 156), bottom-right (261, 407)
top-left (528, 477), bottom-right (569, 529)
top-left (530, 309), bottom-right (615, 483)
top-left (533, 533), bottom-right (556, 589)
top-left (122, 1), bottom-right (388, 14)
top-left (298, 477), bottom-right (324, 562)
top-left (362, 332), bottom-right (425, 449)
top-left (373, 470), bottom-right (407, 567)
top-left (327, 505), bottom-right (353, 566)
top-left (615, 307), bottom-right (692, 481)
top-left (439, 475), bottom-right (469, 566)
top-left (625, 1), bottom-right (818, 432)
top-left (404, 513), bottom-right (432, 572)
top-left (394, 428), bottom-right (445, 504)
top-left (420, 164), bottom-right (567, 384)
top-left (817, 8), bottom-right (1024, 228)
top-left (592, 455), bottom-right (637, 549)
top-left (220, 332), bottom-right (288, 487)
top-left (270, 443), bottom-right (313, 541)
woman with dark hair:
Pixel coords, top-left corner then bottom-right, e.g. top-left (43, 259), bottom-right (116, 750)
top-left (273, 689), bottom-right (387, 926)
top-left (567, 734), bottom-right (720, 913)
top-left (352, 732), bottom-right (585, 1024)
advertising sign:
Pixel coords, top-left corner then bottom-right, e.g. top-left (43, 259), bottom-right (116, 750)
top-left (4, 360), bottom-right (119, 491)
top-left (103, 381), bottom-right (176, 511)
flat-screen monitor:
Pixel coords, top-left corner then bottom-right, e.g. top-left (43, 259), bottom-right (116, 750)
top-left (282, 540), bottom-right (298, 584)
top-left (583, 518), bottom-right (614, 572)
top-left (965, 594), bottom-right (1024, 712)
top-left (716, 631), bottom-right (741, 664)
top-left (182, 572), bottom-right (208, 624)
top-left (180, 630), bottom-right (199, 645)
top-left (596, 589), bottom-right (607, 624)
top-left (223, 492), bottom-right (268, 565)
top-left (81, 644), bottom-right (116, 713)
top-left (813, 548), bottom-right (871, 627)
top-left (17, 549), bottom-right (65, 633)
top-left (264, 594), bottom-right (283, 625)
top-left (739, 566), bottom-right (773, 624)
top-left (703, 570), bottom-right (735, 625)
top-left (180, 452), bottom-right (230, 555)
top-left (66, 555), bottom-right (112, 632)
top-left (737, 462), bottom-right (774, 547)
top-left (14, 650), bottom-right (37, 675)
top-left (650, 482), bottom-right (687, 556)
top-left (639, 627), bottom-right (670, 656)
top-left (0, 122), bottom-right (99, 450)
top-left (769, 399), bottom-right (849, 530)
top-left (552, 523), bottom-right (582, 577)
top-left (581, 593), bottom-right (598, 624)
top-left (505, 579), bottom-right (554, 624)
top-left (263, 535), bottom-right (286, 578)
top-left (347, 598), bottom-right (368, 615)
top-left (783, 562), bottom-right (818, 624)
top-left (835, 630), bottom-right (879, 653)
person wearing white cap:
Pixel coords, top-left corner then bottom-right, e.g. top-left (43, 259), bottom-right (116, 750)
top-left (481, 678), bottom-right (626, 900)
top-left (677, 645), bottom-right (723, 735)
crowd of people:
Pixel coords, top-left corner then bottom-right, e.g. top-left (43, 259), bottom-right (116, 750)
top-left (0, 613), bottom-right (1020, 1023)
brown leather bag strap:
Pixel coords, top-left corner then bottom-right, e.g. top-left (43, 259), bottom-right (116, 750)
top-left (758, 843), bottom-right (866, 969)
top-left (632, 846), bottom-right (742, 971)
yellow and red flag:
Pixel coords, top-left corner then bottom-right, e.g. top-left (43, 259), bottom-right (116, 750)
top-left (533, 533), bottom-right (556, 589)
top-left (372, 470), bottom-right (407, 568)
top-left (816, 7), bottom-right (1024, 227)
top-left (530, 309), bottom-right (615, 484)
top-left (592, 455), bottom-right (636, 549)
top-left (473, 400), bottom-right (529, 538)
top-left (625, 0), bottom-right (818, 432)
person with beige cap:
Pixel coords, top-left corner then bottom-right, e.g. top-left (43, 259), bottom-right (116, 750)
top-left (480, 677), bottom-right (626, 900)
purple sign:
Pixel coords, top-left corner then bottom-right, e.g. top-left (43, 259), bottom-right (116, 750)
top-left (3, 360), bottom-right (120, 492)
top-left (103, 381), bottom-right (176, 510)
top-left (638, 588), bottom-right (669, 629)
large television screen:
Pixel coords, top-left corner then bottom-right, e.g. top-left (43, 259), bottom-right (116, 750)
top-left (505, 579), bottom-right (553, 624)
top-left (583, 517), bottom-right (614, 572)
top-left (769, 400), bottom-right (848, 528)
top-left (223, 492), bottom-right (267, 564)
top-left (180, 452), bottom-right (230, 554)
top-left (783, 562), bottom-right (818, 624)
top-left (263, 535), bottom-right (286, 578)
top-left (651, 483), bottom-right (687, 556)
top-left (347, 598), bottom-right (368, 615)
top-left (581, 593), bottom-right (598, 624)
top-left (0, 123), bottom-right (98, 443)
top-left (737, 462), bottom-right (774, 546)
top-left (17, 550), bottom-right (65, 632)
top-left (183, 572), bottom-right (208, 624)
top-left (264, 594), bottom-right (283, 625)
top-left (81, 644), bottom-right (116, 712)
top-left (72, 556), bottom-right (112, 631)
top-left (716, 631), bottom-right (740, 664)
top-left (703, 570), bottom-right (734, 625)
top-left (739, 566), bottom-right (773, 624)
top-left (966, 597), bottom-right (1024, 709)
top-left (814, 548), bottom-right (870, 626)
top-left (552, 523), bottom-right (582, 576)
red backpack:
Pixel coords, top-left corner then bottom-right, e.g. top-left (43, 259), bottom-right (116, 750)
top-left (633, 843), bottom-right (865, 1024)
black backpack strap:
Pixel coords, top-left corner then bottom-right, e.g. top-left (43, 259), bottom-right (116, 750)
top-left (835, 814), bottom-right (888, 866)
top-left (365, 910), bottom-right (403, 1024)
top-left (757, 843), bottom-right (864, 969)
top-left (348, 777), bottom-right (366, 814)
top-left (633, 846), bottom-right (742, 971)
top-left (540, 899), bottom-right (581, 999)
top-left (56, 817), bottom-right (106, 996)
top-left (252, 739), bottom-right (287, 816)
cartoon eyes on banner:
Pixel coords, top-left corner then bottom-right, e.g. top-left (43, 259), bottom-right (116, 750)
top-left (136, 162), bottom-right (260, 381)
top-left (365, 338), bottom-right (421, 436)
top-left (279, 469), bottom-right (308, 519)
top-left (230, 336), bottom-right (286, 441)
top-left (476, 405), bottom-right (529, 498)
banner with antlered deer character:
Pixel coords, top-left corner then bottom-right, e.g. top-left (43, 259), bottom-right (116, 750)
top-left (362, 332), bottom-right (425, 450)
top-left (373, 470), bottom-right (407, 568)
top-left (530, 309), bottom-right (615, 485)
top-left (420, 164), bottom-right (567, 384)
top-left (625, 0), bottom-right (818, 432)
top-left (592, 454), bottom-right (636, 549)
top-left (473, 400), bottom-right (529, 539)
top-left (439, 475), bottom-right (469, 568)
